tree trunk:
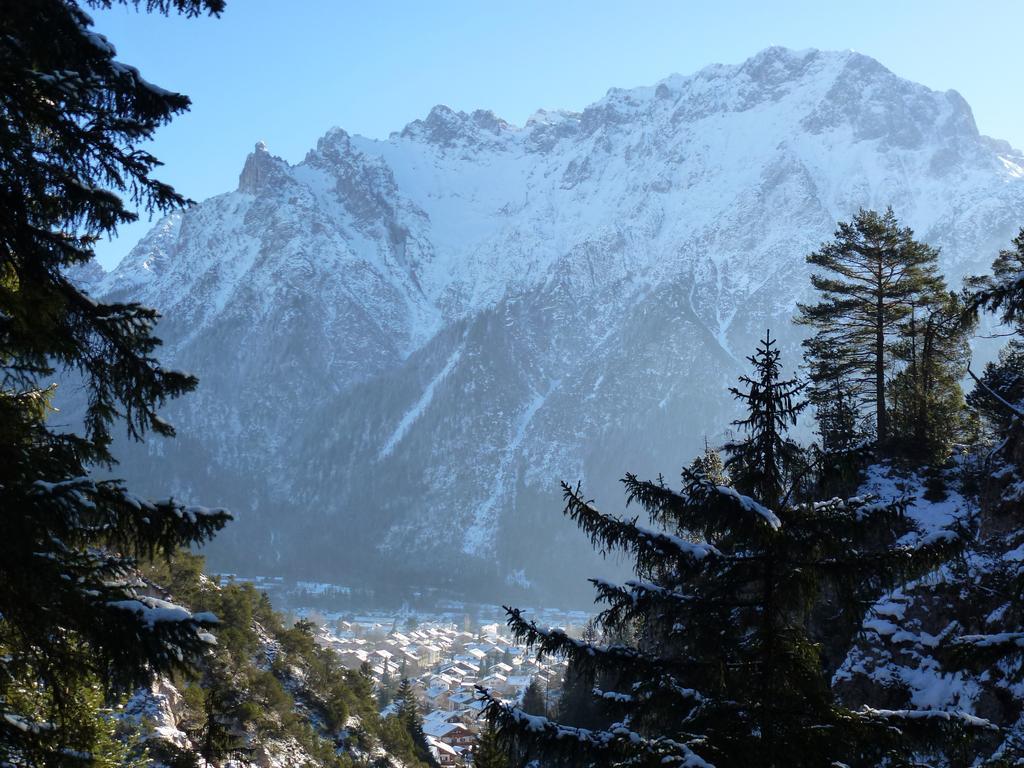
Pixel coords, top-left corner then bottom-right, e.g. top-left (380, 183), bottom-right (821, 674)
top-left (876, 294), bottom-right (887, 446)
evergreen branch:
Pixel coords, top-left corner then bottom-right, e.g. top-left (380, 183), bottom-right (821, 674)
top-left (857, 706), bottom-right (996, 733)
top-left (476, 688), bottom-right (715, 768)
top-left (503, 606), bottom-right (653, 667)
top-left (562, 481), bottom-right (720, 570)
top-left (622, 473), bottom-right (781, 542)
top-left (967, 363), bottom-right (1023, 418)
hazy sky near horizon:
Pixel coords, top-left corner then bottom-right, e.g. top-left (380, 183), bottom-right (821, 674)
top-left (90, 0), bottom-right (1024, 269)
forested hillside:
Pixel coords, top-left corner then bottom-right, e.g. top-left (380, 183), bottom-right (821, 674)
top-left (129, 552), bottom-right (435, 767)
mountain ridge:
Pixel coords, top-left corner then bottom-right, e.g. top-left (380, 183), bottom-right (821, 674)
top-left (90, 46), bottom-right (1024, 600)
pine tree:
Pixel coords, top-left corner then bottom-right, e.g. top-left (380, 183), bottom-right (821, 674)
top-left (797, 208), bottom-right (945, 447)
top-left (723, 330), bottom-right (807, 508)
top-left (481, 337), bottom-right (976, 768)
top-left (687, 440), bottom-right (730, 486)
top-left (396, 677), bottom-right (434, 766)
top-left (966, 227), bottom-right (1024, 331)
top-left (967, 340), bottom-right (1024, 438)
top-left (0, 2), bottom-right (230, 764)
top-left (474, 720), bottom-right (510, 768)
top-left (887, 291), bottom-right (976, 466)
top-left (520, 680), bottom-right (546, 717)
top-left (0, 669), bottom-right (147, 768)
top-left (189, 657), bottom-right (251, 766)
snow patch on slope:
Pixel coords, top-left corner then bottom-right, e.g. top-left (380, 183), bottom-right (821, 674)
top-left (463, 383), bottom-right (557, 556)
top-left (379, 343), bottom-right (464, 459)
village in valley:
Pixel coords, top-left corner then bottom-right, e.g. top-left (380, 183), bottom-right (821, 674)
top-left (322, 619), bottom-right (567, 765)
top-left (228, 576), bottom-right (590, 765)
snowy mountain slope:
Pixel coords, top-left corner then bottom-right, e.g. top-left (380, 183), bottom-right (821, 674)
top-left (96, 47), bottom-right (1024, 598)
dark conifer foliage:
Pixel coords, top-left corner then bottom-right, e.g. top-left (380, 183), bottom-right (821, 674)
top-left (554, 621), bottom-right (608, 733)
top-left (378, 665), bottom-right (397, 708)
top-left (687, 441), bottom-right (730, 487)
top-left (968, 340), bottom-right (1024, 437)
top-left (797, 208), bottom-right (944, 447)
top-left (963, 228), bottom-right (1024, 449)
top-left (473, 720), bottom-right (510, 768)
top-left (966, 228), bottom-right (1024, 331)
top-left (1, 2), bottom-right (229, 764)
top-left (887, 291), bottom-right (976, 466)
top-left (396, 677), bottom-right (435, 766)
top-left (909, 233), bottom-right (1024, 766)
top-left (554, 658), bottom-right (604, 731)
top-left (947, 229), bottom-right (1024, 679)
top-left (963, 230), bottom-right (1024, 506)
top-left (520, 680), bottom-right (547, 717)
top-left (723, 329), bottom-right (807, 508)
top-left (188, 655), bottom-right (253, 765)
top-left (480, 338), bottom-right (974, 768)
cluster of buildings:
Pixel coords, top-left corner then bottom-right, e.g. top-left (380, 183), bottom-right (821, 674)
top-left (314, 617), bottom-right (574, 765)
top-left (218, 576), bottom-right (594, 765)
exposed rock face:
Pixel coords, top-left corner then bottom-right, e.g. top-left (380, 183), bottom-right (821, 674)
top-left (237, 140), bottom-right (286, 194)
top-left (94, 47), bottom-right (1024, 600)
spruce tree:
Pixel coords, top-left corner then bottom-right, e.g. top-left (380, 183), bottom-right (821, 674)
top-left (554, 658), bottom-right (604, 730)
top-left (687, 441), bottom-right (730, 486)
top-left (804, 335), bottom-right (870, 456)
top-left (520, 680), bottom-right (546, 717)
top-left (943, 230), bottom-right (1024, 763)
top-left (396, 677), bottom-right (434, 765)
top-left (967, 340), bottom-right (1024, 438)
top-left (966, 227), bottom-right (1024, 331)
top-left (723, 330), bottom-right (806, 508)
top-left (797, 208), bottom-right (944, 447)
top-left (555, 621), bottom-right (606, 731)
top-left (481, 337), bottom-right (975, 768)
top-left (963, 230), bottom-right (1024, 486)
top-left (0, 2), bottom-right (230, 764)
top-left (473, 720), bottom-right (510, 768)
top-left (887, 291), bottom-right (975, 466)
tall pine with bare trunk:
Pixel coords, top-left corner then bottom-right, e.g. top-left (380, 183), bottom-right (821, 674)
top-left (797, 208), bottom-right (944, 449)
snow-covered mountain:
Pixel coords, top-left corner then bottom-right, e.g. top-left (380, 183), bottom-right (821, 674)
top-left (95, 47), bottom-right (1024, 599)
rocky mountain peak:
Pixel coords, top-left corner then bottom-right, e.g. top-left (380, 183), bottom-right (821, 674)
top-left (398, 104), bottom-right (514, 148)
top-left (736, 45), bottom-right (826, 88)
top-left (237, 140), bottom-right (286, 194)
top-left (798, 52), bottom-right (980, 152)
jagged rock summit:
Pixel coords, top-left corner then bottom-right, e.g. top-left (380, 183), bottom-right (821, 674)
top-left (237, 139), bottom-right (282, 193)
top-left (96, 47), bottom-right (1024, 599)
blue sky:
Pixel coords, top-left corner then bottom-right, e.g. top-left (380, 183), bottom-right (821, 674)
top-left (90, 0), bottom-right (1024, 268)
